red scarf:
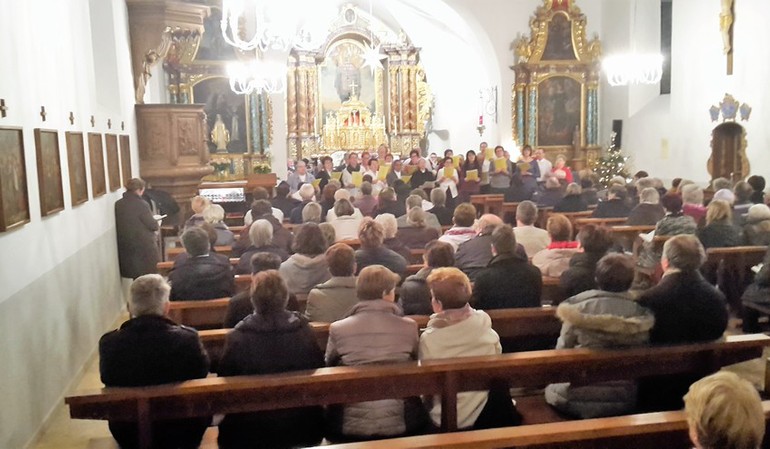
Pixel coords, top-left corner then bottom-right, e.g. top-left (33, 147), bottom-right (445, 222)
top-left (547, 241), bottom-right (580, 250)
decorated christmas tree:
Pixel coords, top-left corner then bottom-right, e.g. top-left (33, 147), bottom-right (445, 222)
top-left (592, 132), bottom-right (630, 188)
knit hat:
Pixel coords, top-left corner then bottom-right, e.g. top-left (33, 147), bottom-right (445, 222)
top-left (713, 188), bottom-right (735, 205)
top-left (747, 204), bottom-right (770, 223)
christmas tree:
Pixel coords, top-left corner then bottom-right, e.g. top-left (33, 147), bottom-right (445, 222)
top-left (592, 132), bottom-right (630, 188)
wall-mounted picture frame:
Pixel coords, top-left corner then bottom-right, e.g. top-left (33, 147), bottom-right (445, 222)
top-left (34, 128), bottom-right (65, 216)
top-left (119, 134), bottom-right (131, 186)
top-left (65, 132), bottom-right (89, 206)
top-left (105, 134), bottom-right (120, 191)
top-left (88, 132), bottom-right (106, 198)
top-left (0, 127), bottom-right (31, 231)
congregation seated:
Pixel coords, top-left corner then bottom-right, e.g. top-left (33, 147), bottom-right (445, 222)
top-left (504, 170), bottom-right (538, 203)
top-left (656, 192), bottom-right (697, 236)
top-left (319, 183), bottom-right (338, 220)
top-left (513, 200), bottom-right (550, 257)
top-left (330, 198), bottom-right (363, 241)
top-left (742, 247), bottom-right (770, 317)
top-left (270, 182), bottom-right (300, 219)
top-left (420, 267), bottom-right (521, 430)
top-left (733, 181), bottom-right (754, 226)
top-left (580, 177), bottom-right (599, 205)
top-left (217, 270), bottom-right (324, 448)
top-left (318, 221), bottom-right (337, 248)
top-left (743, 204), bottom-right (770, 246)
top-left (682, 184), bottom-right (707, 225)
top-left (684, 371), bottom-right (765, 449)
top-left (182, 195), bottom-right (209, 233)
top-left (626, 187), bottom-right (665, 226)
top-left (289, 184), bottom-right (316, 224)
top-left (553, 182), bottom-right (588, 212)
top-left (428, 187), bottom-right (454, 226)
top-left (533, 176), bottom-right (564, 209)
top-left (325, 265), bottom-right (427, 440)
top-left (473, 224), bottom-right (542, 310)
top-left (305, 243), bottom-right (359, 323)
top-left (279, 223), bottom-right (331, 295)
top-left (592, 184), bottom-right (631, 218)
top-left (244, 186), bottom-right (285, 225)
top-left (226, 253), bottom-right (300, 328)
top-left (326, 189), bottom-right (364, 222)
top-left (233, 200), bottom-right (293, 257)
top-left (399, 240), bottom-right (455, 315)
top-left (560, 224), bottom-right (613, 297)
top-left (396, 207), bottom-right (441, 249)
top-left (373, 187), bottom-right (406, 218)
top-left (455, 214), bottom-right (503, 282)
top-left (354, 218), bottom-right (407, 277)
top-left (397, 194), bottom-right (441, 231)
top-left (169, 227), bottom-right (234, 301)
top-left (172, 222), bottom-right (218, 267)
top-left (99, 274), bottom-right (210, 449)
top-left (747, 175), bottom-right (766, 204)
top-left (546, 253), bottom-right (654, 419)
top-left (637, 234), bottom-right (729, 411)
top-left (353, 181), bottom-right (378, 217)
top-left (202, 204), bottom-right (235, 246)
top-left (532, 214), bottom-right (580, 277)
top-left (301, 201), bottom-right (322, 224)
top-left (696, 199), bottom-right (743, 249)
top-left (235, 219), bottom-right (289, 275)
top-left (438, 203), bottom-right (478, 251)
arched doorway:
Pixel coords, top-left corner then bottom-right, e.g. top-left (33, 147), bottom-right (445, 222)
top-left (708, 122), bottom-right (749, 182)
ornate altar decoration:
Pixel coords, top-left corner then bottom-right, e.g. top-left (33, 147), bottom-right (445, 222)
top-left (707, 94), bottom-right (751, 181)
top-left (286, 4), bottom-right (433, 160)
top-left (511, 0), bottom-right (602, 170)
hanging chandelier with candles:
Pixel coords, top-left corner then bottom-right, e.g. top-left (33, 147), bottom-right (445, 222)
top-left (603, 53), bottom-right (664, 87)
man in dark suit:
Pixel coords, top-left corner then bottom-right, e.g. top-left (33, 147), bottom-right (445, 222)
top-left (169, 227), bottom-right (235, 301)
top-left (637, 234), bottom-right (729, 411)
top-left (115, 178), bottom-right (160, 279)
top-left (99, 274), bottom-right (210, 449)
top-left (592, 184), bottom-right (632, 218)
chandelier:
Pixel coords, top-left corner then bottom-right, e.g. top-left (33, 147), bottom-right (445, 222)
top-left (226, 60), bottom-right (286, 95)
top-left (603, 53), bottom-right (664, 87)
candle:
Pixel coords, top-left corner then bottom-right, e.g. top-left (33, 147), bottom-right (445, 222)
top-left (479, 115), bottom-right (484, 125)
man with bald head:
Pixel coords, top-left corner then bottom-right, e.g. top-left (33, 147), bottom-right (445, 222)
top-left (455, 214), bottom-right (527, 281)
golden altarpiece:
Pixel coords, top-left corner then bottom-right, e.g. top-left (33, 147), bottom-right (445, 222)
top-left (286, 4), bottom-right (433, 160)
top-left (512, 0), bottom-right (602, 170)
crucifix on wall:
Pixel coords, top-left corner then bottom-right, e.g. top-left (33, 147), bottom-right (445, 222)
top-left (720, 0), bottom-right (735, 75)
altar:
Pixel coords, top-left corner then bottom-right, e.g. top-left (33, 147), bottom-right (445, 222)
top-left (322, 82), bottom-right (387, 151)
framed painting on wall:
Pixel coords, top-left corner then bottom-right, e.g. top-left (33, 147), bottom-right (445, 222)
top-left (88, 132), bottom-right (106, 198)
top-left (105, 134), bottom-right (120, 191)
top-left (0, 127), bottom-right (30, 231)
top-left (536, 75), bottom-right (582, 147)
top-left (119, 134), bottom-right (131, 186)
top-left (65, 132), bottom-right (89, 206)
top-left (34, 128), bottom-right (65, 216)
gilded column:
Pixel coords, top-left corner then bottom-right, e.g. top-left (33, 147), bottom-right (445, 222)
top-left (389, 64), bottom-right (400, 133)
top-left (286, 60), bottom-right (298, 158)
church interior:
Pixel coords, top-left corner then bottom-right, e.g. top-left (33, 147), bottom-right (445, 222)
top-left (3, 0), bottom-right (770, 448)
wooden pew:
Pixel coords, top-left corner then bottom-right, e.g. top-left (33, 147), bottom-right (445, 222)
top-left (165, 246), bottom-right (233, 261)
top-left (500, 202), bottom-right (519, 223)
top-left (406, 264), bottom-right (422, 275)
top-left (234, 274), bottom-right (251, 293)
top-left (574, 217), bottom-right (627, 231)
top-left (608, 225), bottom-right (656, 252)
top-left (703, 245), bottom-right (767, 312)
top-left (198, 307), bottom-right (561, 367)
top-left (167, 293), bottom-right (309, 331)
top-left (337, 239), bottom-right (361, 250)
top-left (536, 207), bottom-right (553, 229)
top-left (315, 401), bottom-right (770, 449)
top-left (554, 210), bottom-right (594, 231)
top-left (409, 248), bottom-right (426, 264)
top-left (470, 194), bottom-right (504, 216)
top-left (157, 258), bottom-right (240, 277)
top-left (541, 276), bottom-right (566, 306)
top-left (66, 334), bottom-right (770, 449)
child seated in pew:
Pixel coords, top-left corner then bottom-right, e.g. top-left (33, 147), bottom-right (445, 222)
top-left (684, 371), bottom-right (765, 449)
top-left (217, 270), bottom-right (325, 449)
top-left (545, 253), bottom-right (655, 419)
top-left (420, 267), bottom-right (522, 430)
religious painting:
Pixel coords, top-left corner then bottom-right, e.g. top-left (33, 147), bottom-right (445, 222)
top-left (65, 132), bottom-right (88, 206)
top-left (319, 39), bottom-right (378, 119)
top-left (195, 7), bottom-right (239, 62)
top-left (193, 77), bottom-right (248, 153)
top-left (119, 134), bottom-right (131, 186)
top-left (537, 76), bottom-right (582, 147)
top-left (88, 133), bottom-right (106, 198)
top-left (542, 13), bottom-right (576, 61)
top-left (105, 134), bottom-right (120, 191)
top-left (0, 127), bottom-right (30, 231)
top-left (34, 129), bottom-right (65, 216)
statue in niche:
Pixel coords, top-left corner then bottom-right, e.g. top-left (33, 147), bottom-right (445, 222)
top-left (211, 114), bottom-right (230, 153)
top-left (135, 50), bottom-right (160, 104)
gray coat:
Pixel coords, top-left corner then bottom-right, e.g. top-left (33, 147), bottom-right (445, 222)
top-left (304, 276), bottom-right (358, 323)
top-left (279, 254), bottom-right (331, 295)
top-left (325, 300), bottom-right (424, 438)
top-left (115, 191), bottom-right (159, 279)
top-left (545, 290), bottom-right (654, 418)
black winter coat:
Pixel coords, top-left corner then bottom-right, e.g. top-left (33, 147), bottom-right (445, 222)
top-left (554, 194), bottom-right (588, 213)
top-left (217, 311), bottom-right (325, 448)
top-left (560, 251), bottom-right (605, 297)
top-left (398, 267), bottom-right (434, 315)
top-left (169, 254), bottom-right (235, 301)
top-left (115, 191), bottom-right (159, 279)
top-left (696, 222), bottom-right (743, 249)
top-left (592, 199), bottom-right (631, 219)
top-left (473, 254), bottom-right (542, 310)
top-left (99, 315), bottom-right (210, 449)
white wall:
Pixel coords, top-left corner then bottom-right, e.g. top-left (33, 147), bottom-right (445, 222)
top-left (0, 0), bottom-right (133, 447)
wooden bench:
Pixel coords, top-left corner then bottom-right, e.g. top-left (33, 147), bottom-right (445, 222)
top-left (500, 202), bottom-right (519, 223)
top-left (704, 246), bottom-right (767, 311)
top-left (167, 293), bottom-right (310, 331)
top-left (315, 401), bottom-right (770, 449)
top-left (157, 258), bottom-right (240, 277)
top-left (470, 194), bottom-right (504, 216)
top-left (165, 246), bottom-right (233, 261)
top-left (541, 276), bottom-right (566, 305)
top-left (574, 217), bottom-right (627, 230)
top-left (198, 307), bottom-right (561, 367)
top-left (608, 225), bottom-right (656, 252)
top-left (66, 334), bottom-right (770, 449)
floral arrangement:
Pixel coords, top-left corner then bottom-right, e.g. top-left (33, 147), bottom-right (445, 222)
top-left (253, 161), bottom-right (272, 174)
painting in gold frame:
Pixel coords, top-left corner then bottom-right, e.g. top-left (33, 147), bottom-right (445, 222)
top-left (536, 75), bottom-right (583, 147)
top-left (34, 128), bottom-right (65, 216)
top-left (88, 133), bottom-right (106, 198)
top-left (65, 132), bottom-right (89, 206)
top-left (0, 127), bottom-right (30, 231)
top-left (119, 134), bottom-right (131, 186)
top-left (105, 134), bottom-right (120, 191)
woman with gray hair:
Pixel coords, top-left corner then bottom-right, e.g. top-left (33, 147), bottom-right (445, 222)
top-left (301, 201), bottom-right (323, 224)
top-left (203, 204), bottom-right (235, 246)
top-left (682, 183), bottom-right (707, 225)
top-left (235, 219), bottom-right (289, 274)
top-left (396, 207), bottom-right (440, 249)
top-left (554, 182), bottom-right (588, 212)
top-left (375, 212), bottom-right (412, 261)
